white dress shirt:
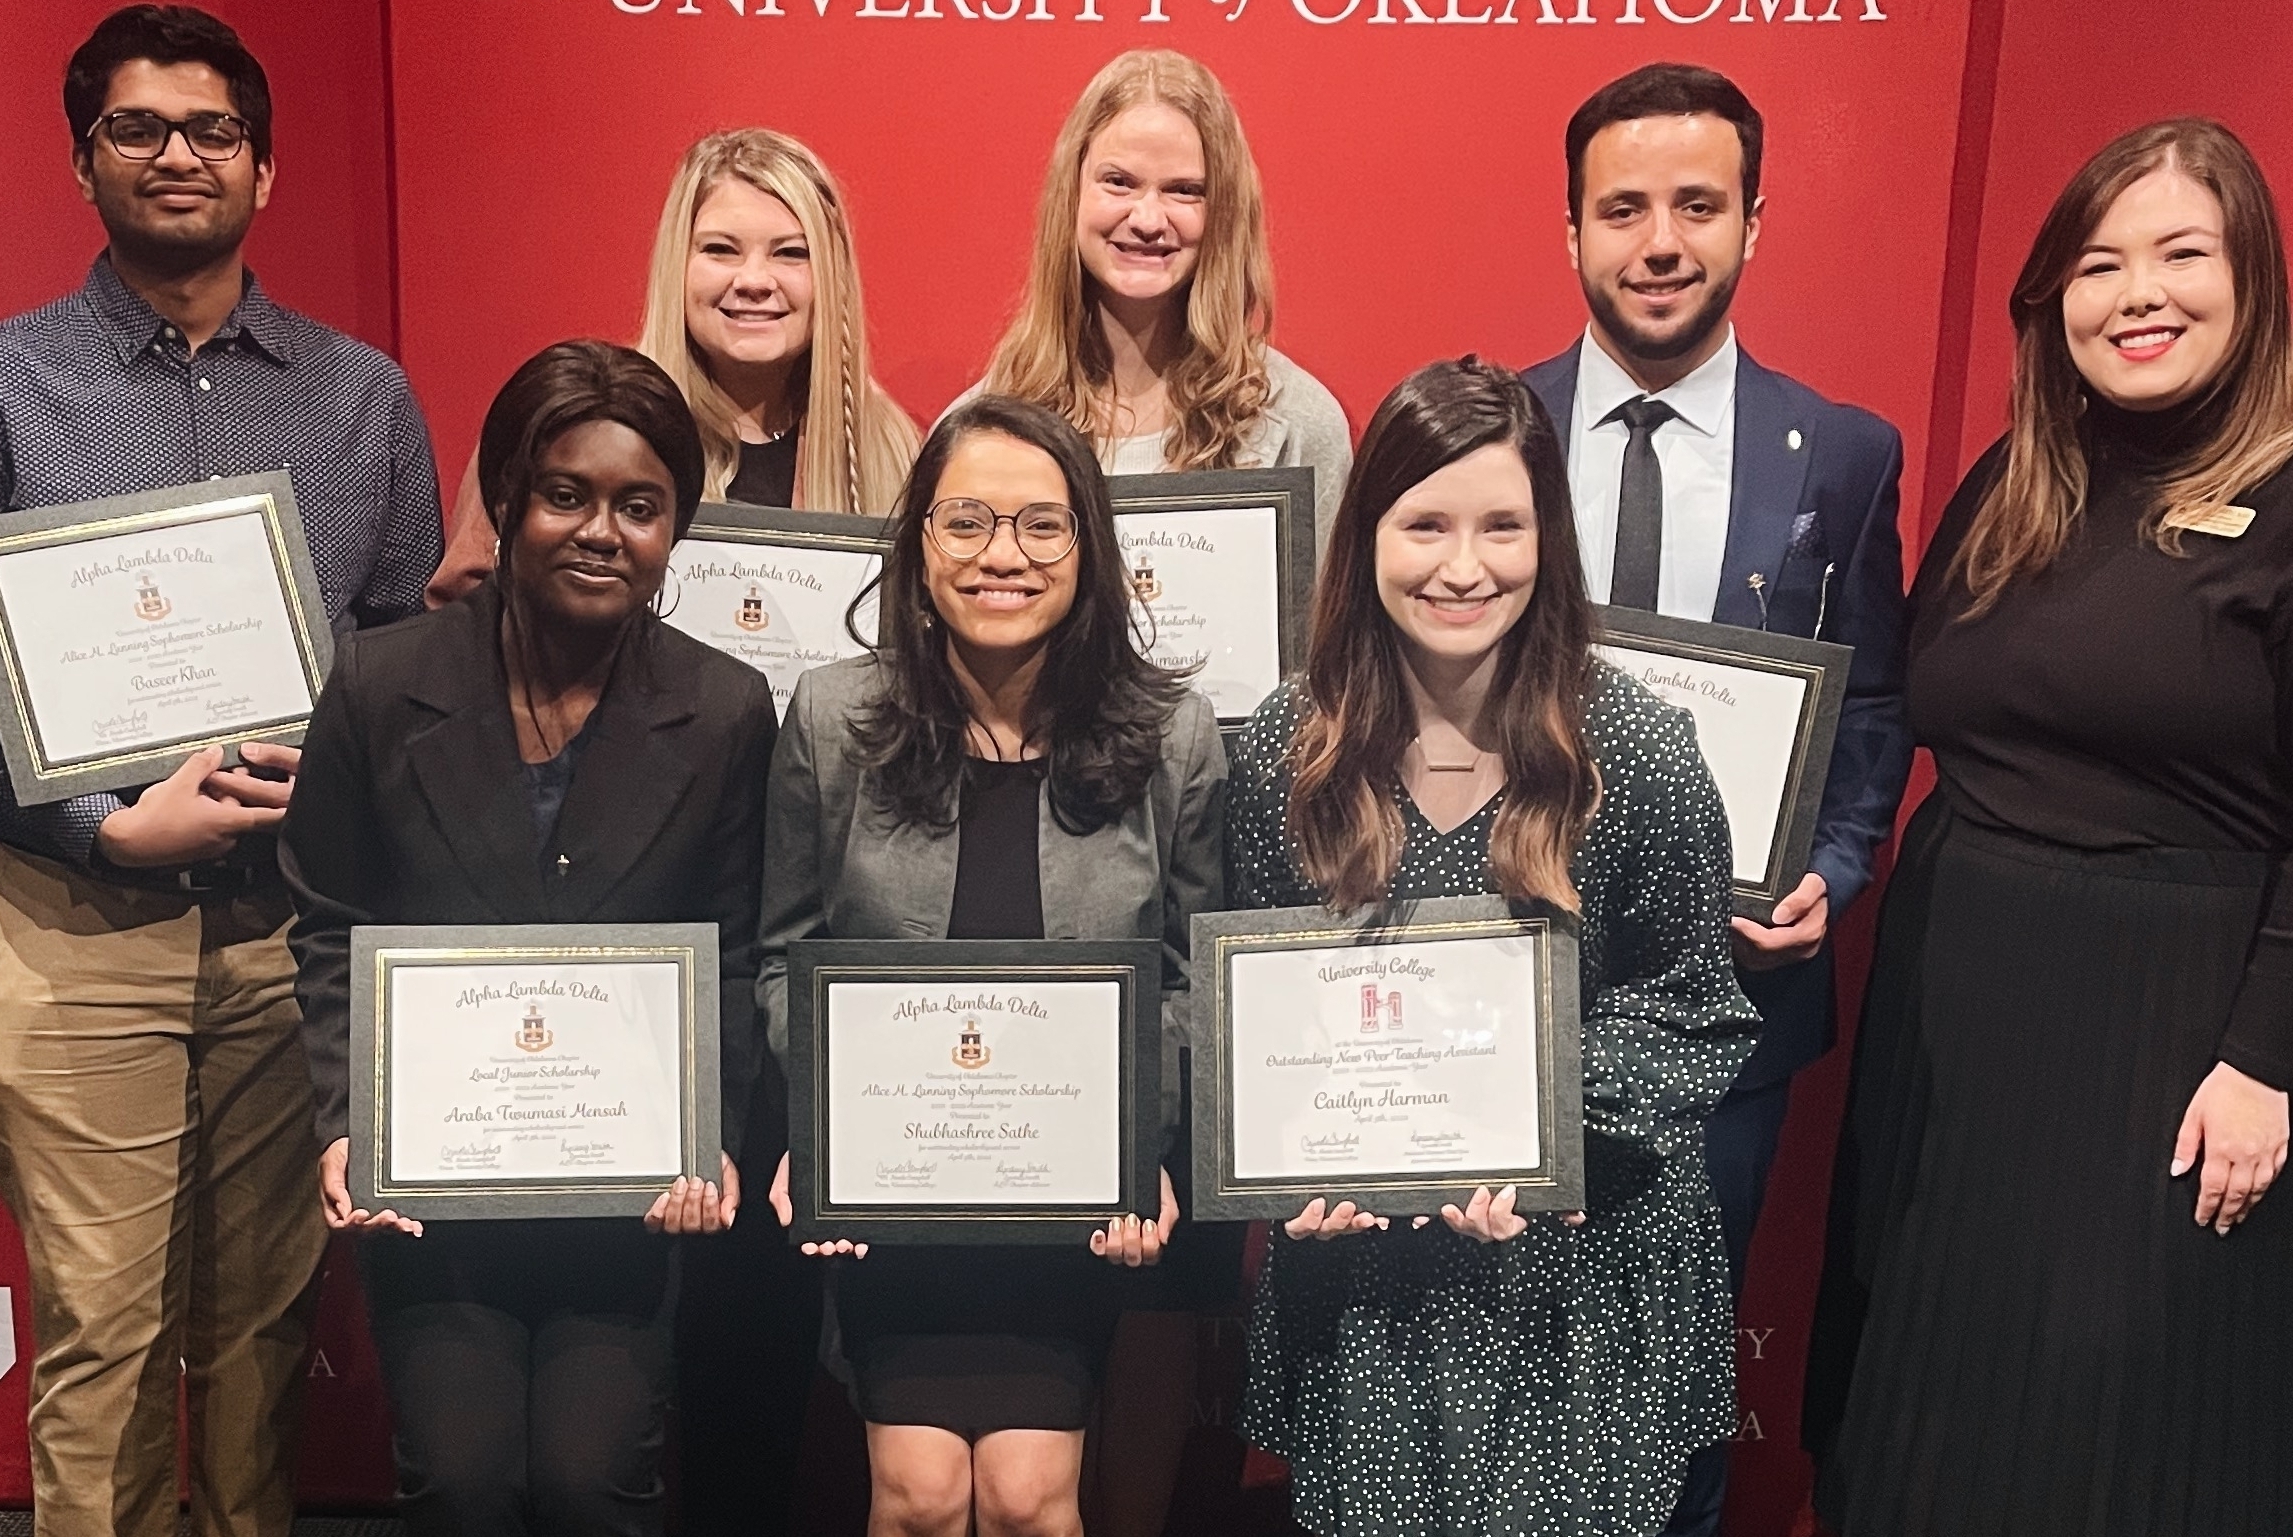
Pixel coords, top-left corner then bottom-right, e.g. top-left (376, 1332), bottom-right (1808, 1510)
top-left (1567, 325), bottom-right (1739, 621)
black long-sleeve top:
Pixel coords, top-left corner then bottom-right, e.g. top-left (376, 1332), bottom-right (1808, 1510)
top-left (1911, 395), bottom-right (2293, 1087)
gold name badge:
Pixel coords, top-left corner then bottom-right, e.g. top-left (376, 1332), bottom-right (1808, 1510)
top-left (2163, 503), bottom-right (2258, 539)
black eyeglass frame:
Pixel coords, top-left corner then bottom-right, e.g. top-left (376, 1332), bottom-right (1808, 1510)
top-left (923, 498), bottom-right (1082, 566)
top-left (84, 110), bottom-right (254, 164)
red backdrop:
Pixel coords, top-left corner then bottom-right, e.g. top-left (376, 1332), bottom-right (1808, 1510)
top-left (2, 0), bottom-right (2291, 1530)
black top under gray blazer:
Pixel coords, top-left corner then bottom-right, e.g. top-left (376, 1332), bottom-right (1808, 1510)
top-left (281, 582), bottom-right (779, 1156)
top-left (756, 655), bottom-right (1227, 1131)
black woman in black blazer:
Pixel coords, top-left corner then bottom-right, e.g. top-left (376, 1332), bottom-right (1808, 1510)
top-left (280, 342), bottom-right (777, 1537)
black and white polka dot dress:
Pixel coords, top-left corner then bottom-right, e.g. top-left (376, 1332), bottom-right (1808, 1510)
top-left (1231, 666), bottom-right (1758, 1537)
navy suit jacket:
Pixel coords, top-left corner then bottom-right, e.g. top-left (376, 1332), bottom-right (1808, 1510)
top-left (1526, 341), bottom-right (1912, 1089)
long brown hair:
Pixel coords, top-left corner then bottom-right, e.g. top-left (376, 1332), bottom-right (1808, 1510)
top-left (847, 396), bottom-right (1193, 834)
top-left (1288, 358), bottom-right (1599, 912)
top-left (982, 50), bottom-right (1274, 471)
top-left (1955, 118), bottom-right (2293, 612)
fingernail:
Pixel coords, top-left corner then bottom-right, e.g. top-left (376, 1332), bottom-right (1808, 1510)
top-left (2171, 1158), bottom-right (2192, 1176)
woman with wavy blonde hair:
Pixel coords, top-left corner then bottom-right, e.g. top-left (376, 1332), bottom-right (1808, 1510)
top-left (427, 128), bottom-right (919, 605)
top-left (973, 49), bottom-right (1350, 546)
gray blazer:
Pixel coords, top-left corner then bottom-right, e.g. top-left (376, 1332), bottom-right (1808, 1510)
top-left (757, 655), bottom-right (1228, 1129)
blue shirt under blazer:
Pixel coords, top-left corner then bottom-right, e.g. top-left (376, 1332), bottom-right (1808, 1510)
top-left (1526, 342), bottom-right (1912, 1089)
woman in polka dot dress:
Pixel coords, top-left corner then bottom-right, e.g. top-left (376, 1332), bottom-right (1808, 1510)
top-left (1230, 357), bottom-right (1758, 1537)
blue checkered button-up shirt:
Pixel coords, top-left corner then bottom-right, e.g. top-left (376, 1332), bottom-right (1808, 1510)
top-left (0, 255), bottom-right (444, 867)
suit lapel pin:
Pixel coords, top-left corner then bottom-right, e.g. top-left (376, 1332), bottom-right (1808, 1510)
top-left (1787, 428), bottom-right (1804, 451)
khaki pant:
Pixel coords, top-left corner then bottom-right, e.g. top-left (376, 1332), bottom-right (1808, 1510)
top-left (0, 845), bottom-right (328, 1537)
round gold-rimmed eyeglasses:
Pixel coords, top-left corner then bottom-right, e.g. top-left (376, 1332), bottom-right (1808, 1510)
top-left (924, 498), bottom-right (1080, 565)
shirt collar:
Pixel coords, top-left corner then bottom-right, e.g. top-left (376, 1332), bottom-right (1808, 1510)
top-left (81, 253), bottom-right (298, 367)
top-left (1575, 323), bottom-right (1739, 439)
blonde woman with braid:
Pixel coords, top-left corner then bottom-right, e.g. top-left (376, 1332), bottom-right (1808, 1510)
top-left (965, 49), bottom-right (1351, 549)
top-left (427, 128), bottom-right (919, 606)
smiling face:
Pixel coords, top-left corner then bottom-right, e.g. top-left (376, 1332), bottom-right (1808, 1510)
top-left (507, 419), bottom-right (678, 632)
top-left (922, 431), bottom-right (1081, 663)
top-left (1374, 443), bottom-right (1541, 669)
top-left (1075, 101), bottom-right (1207, 315)
top-left (1569, 113), bottom-right (1759, 379)
top-left (683, 178), bottom-right (815, 396)
top-left (2062, 166), bottom-right (2237, 411)
top-left (75, 58), bottom-right (272, 273)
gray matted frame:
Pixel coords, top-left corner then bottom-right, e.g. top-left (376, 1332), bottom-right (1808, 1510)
top-left (1593, 606), bottom-right (1852, 923)
top-left (0, 471), bottom-right (332, 804)
top-left (787, 938), bottom-right (1164, 1246)
top-left (1108, 467), bottom-right (1316, 733)
top-left (349, 923), bottom-right (720, 1220)
top-left (1189, 896), bottom-right (1584, 1222)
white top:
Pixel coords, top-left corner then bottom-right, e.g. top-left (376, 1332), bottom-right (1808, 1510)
top-left (1567, 325), bottom-right (1739, 621)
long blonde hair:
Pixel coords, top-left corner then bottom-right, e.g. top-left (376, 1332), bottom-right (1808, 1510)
top-left (636, 129), bottom-right (920, 511)
top-left (984, 50), bottom-right (1275, 471)
top-left (1956, 119), bottom-right (2293, 612)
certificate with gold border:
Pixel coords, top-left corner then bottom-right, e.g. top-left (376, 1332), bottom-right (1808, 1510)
top-left (0, 471), bottom-right (333, 803)
top-left (786, 938), bottom-right (1164, 1245)
top-left (1109, 467), bottom-right (1314, 733)
top-left (349, 924), bottom-right (721, 1220)
top-left (1592, 607), bottom-right (1851, 922)
top-left (1191, 896), bottom-right (1583, 1222)
top-left (658, 503), bottom-right (889, 720)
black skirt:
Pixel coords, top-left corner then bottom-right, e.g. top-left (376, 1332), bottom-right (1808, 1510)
top-left (1806, 796), bottom-right (2293, 1537)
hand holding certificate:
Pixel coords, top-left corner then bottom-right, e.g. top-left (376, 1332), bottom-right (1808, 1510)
top-left (784, 938), bottom-right (1164, 1246)
top-left (346, 924), bottom-right (722, 1222)
top-left (1592, 607), bottom-right (1852, 922)
top-left (0, 471), bottom-right (332, 804)
top-left (1191, 897), bottom-right (1584, 1223)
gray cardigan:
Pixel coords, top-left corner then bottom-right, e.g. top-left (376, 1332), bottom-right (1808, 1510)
top-left (947, 347), bottom-right (1354, 553)
top-left (756, 655), bottom-right (1228, 1128)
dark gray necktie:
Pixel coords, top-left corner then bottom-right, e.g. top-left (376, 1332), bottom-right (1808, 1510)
top-left (1604, 395), bottom-right (1677, 611)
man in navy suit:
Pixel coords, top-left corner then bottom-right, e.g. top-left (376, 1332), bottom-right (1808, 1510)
top-left (1524, 63), bottom-right (1912, 1537)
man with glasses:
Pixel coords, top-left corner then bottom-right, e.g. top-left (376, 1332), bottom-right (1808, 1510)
top-left (0, 8), bottom-right (441, 1536)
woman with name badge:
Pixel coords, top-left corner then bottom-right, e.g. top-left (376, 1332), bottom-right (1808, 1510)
top-left (757, 394), bottom-right (1224, 1537)
top-left (427, 127), bottom-right (920, 604)
top-left (282, 341), bottom-right (778, 1537)
top-left (970, 49), bottom-right (1350, 549)
top-left (1804, 120), bottom-right (2293, 1537)
top-left (1228, 358), bottom-right (1756, 1537)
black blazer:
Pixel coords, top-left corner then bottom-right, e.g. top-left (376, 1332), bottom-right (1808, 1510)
top-left (281, 582), bottom-right (779, 1157)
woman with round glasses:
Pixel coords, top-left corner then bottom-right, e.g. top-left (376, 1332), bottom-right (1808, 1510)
top-left (757, 394), bottom-right (1225, 1537)
top-left (969, 50), bottom-right (1350, 549)
top-left (428, 128), bottom-right (919, 604)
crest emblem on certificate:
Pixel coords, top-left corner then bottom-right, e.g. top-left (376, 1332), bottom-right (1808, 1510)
top-left (1130, 558), bottom-right (1160, 604)
top-left (952, 1018), bottom-right (990, 1070)
top-left (514, 1002), bottom-right (553, 1054)
top-left (132, 571), bottom-right (171, 622)
top-left (1359, 984), bottom-right (1403, 1034)
top-left (736, 582), bottom-right (770, 633)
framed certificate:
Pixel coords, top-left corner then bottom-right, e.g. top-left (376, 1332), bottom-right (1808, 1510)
top-left (1109, 468), bottom-right (1314, 730)
top-left (1190, 896), bottom-right (1583, 1222)
top-left (1593, 608), bottom-right (1852, 922)
top-left (658, 503), bottom-right (890, 718)
top-left (348, 924), bottom-right (721, 1220)
top-left (0, 472), bottom-right (333, 803)
top-left (786, 938), bottom-right (1164, 1245)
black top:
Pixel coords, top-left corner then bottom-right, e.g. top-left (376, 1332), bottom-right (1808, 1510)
top-left (1910, 394), bottom-right (2293, 1085)
top-left (946, 758), bottom-right (1046, 939)
top-left (728, 433), bottom-right (798, 507)
top-left (520, 714), bottom-right (600, 870)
